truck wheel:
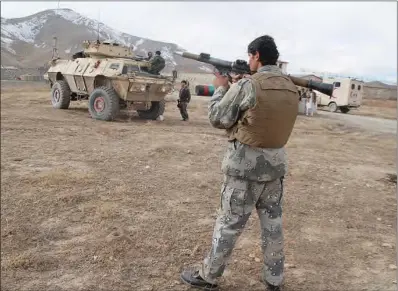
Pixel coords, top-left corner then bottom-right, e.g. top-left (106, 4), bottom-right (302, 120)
top-left (137, 100), bottom-right (165, 120)
top-left (328, 102), bottom-right (338, 113)
top-left (88, 86), bottom-right (120, 121)
top-left (51, 80), bottom-right (71, 109)
top-left (340, 106), bottom-right (350, 114)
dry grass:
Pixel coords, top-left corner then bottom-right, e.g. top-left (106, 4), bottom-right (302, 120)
top-left (1, 82), bottom-right (397, 291)
top-left (362, 99), bottom-right (397, 108)
top-left (347, 99), bottom-right (397, 120)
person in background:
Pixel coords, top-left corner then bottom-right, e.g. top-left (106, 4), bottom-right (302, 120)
top-left (298, 88), bottom-right (304, 101)
top-left (146, 51), bottom-right (153, 61)
top-left (148, 50), bottom-right (166, 75)
top-left (311, 89), bottom-right (317, 114)
top-left (178, 80), bottom-right (191, 121)
top-left (306, 89), bottom-right (314, 116)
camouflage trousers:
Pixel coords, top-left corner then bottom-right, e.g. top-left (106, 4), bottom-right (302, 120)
top-left (178, 101), bottom-right (189, 120)
top-left (199, 174), bottom-right (285, 286)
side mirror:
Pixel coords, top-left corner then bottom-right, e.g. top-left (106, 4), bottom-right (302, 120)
top-left (172, 70), bottom-right (178, 80)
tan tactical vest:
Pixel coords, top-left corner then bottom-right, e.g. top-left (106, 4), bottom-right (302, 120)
top-left (227, 71), bottom-right (299, 148)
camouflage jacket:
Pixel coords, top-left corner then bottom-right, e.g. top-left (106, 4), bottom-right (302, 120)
top-left (208, 65), bottom-right (287, 182)
top-left (149, 55), bottom-right (166, 71)
top-left (179, 87), bottom-right (191, 102)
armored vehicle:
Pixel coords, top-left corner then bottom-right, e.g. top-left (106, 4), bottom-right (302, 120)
top-left (45, 40), bottom-right (177, 121)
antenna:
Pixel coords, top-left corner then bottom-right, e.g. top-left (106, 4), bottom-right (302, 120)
top-left (52, 1), bottom-right (60, 59)
top-left (52, 36), bottom-right (59, 59)
top-left (97, 8), bottom-right (100, 43)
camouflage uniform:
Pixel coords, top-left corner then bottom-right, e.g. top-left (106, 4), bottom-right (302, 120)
top-left (148, 55), bottom-right (166, 75)
top-left (178, 86), bottom-right (191, 121)
top-left (199, 65), bottom-right (287, 287)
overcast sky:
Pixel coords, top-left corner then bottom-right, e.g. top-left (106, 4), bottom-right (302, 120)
top-left (1, 1), bottom-right (397, 83)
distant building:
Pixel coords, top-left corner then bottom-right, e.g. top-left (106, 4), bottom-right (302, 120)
top-left (290, 74), bottom-right (322, 83)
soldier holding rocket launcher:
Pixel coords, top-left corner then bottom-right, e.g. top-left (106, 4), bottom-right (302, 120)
top-left (177, 35), bottom-right (305, 291)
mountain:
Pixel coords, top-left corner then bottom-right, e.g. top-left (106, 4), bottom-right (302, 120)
top-left (365, 81), bottom-right (397, 89)
top-left (0, 8), bottom-right (213, 73)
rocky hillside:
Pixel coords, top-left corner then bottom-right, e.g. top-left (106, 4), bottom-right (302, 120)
top-left (1, 8), bottom-right (213, 74)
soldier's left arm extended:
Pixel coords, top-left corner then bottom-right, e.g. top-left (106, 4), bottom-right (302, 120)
top-left (208, 78), bottom-right (256, 129)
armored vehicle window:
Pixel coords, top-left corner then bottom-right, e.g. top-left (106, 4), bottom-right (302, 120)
top-left (358, 85), bottom-right (361, 91)
top-left (351, 84), bottom-right (355, 89)
top-left (109, 63), bottom-right (120, 70)
top-left (334, 82), bottom-right (341, 88)
top-left (122, 64), bottom-right (140, 74)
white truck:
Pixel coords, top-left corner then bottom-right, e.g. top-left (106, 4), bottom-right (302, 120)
top-left (317, 77), bottom-right (364, 113)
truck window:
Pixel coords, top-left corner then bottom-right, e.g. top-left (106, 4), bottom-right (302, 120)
top-left (109, 63), bottom-right (120, 70)
top-left (122, 64), bottom-right (140, 74)
top-left (358, 85), bottom-right (361, 90)
top-left (334, 82), bottom-right (341, 88)
top-left (351, 84), bottom-right (355, 90)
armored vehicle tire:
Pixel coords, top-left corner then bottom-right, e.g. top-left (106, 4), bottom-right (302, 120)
top-left (88, 86), bottom-right (120, 121)
top-left (137, 100), bottom-right (165, 120)
top-left (328, 102), bottom-right (338, 113)
top-left (340, 106), bottom-right (350, 114)
top-left (51, 80), bottom-right (71, 109)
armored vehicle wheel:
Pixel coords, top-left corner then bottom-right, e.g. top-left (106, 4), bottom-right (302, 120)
top-left (328, 102), bottom-right (338, 113)
top-left (340, 106), bottom-right (350, 114)
top-left (88, 86), bottom-right (120, 121)
top-left (51, 80), bottom-right (71, 109)
top-left (137, 100), bottom-right (165, 120)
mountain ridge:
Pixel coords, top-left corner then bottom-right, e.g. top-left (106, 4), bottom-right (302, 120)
top-left (1, 8), bottom-right (213, 73)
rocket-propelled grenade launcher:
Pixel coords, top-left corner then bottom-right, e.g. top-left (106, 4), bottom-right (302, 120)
top-left (174, 51), bottom-right (334, 96)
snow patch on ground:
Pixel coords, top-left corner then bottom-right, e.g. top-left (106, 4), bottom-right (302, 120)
top-left (1, 36), bottom-right (13, 44)
top-left (1, 14), bottom-right (48, 43)
top-left (199, 65), bottom-right (213, 73)
top-left (161, 46), bottom-right (177, 66)
top-left (1, 37), bottom-right (16, 54)
top-left (1, 8), bottom-right (182, 69)
top-left (135, 38), bottom-right (144, 47)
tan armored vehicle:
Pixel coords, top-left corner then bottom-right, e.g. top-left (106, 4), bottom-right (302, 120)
top-left (45, 40), bottom-right (177, 121)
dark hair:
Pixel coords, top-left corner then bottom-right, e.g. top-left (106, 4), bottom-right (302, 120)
top-left (148, 51), bottom-right (153, 55)
top-left (155, 50), bottom-right (161, 55)
top-left (181, 80), bottom-right (187, 84)
top-left (247, 35), bottom-right (279, 66)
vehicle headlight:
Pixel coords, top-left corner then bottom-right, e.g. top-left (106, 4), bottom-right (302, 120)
top-left (140, 85), bottom-right (146, 92)
top-left (161, 86), bottom-right (166, 92)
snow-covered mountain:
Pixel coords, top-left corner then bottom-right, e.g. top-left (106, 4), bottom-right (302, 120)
top-left (1, 8), bottom-right (213, 73)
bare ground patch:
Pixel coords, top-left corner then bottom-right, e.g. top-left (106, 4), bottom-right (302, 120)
top-left (351, 99), bottom-right (397, 120)
top-left (1, 85), bottom-right (396, 291)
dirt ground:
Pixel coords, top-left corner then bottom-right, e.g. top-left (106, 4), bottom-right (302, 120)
top-left (350, 99), bottom-right (397, 120)
top-left (1, 81), bottom-right (397, 291)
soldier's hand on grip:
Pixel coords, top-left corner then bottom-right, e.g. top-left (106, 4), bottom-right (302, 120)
top-left (231, 72), bottom-right (247, 83)
top-left (213, 72), bottom-right (230, 89)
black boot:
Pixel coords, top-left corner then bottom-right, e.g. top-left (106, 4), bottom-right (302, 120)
top-left (180, 268), bottom-right (219, 290)
top-left (266, 282), bottom-right (282, 291)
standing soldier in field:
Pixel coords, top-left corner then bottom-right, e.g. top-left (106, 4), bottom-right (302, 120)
top-left (180, 35), bottom-right (299, 291)
top-left (178, 80), bottom-right (191, 121)
top-left (148, 50), bottom-right (166, 75)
